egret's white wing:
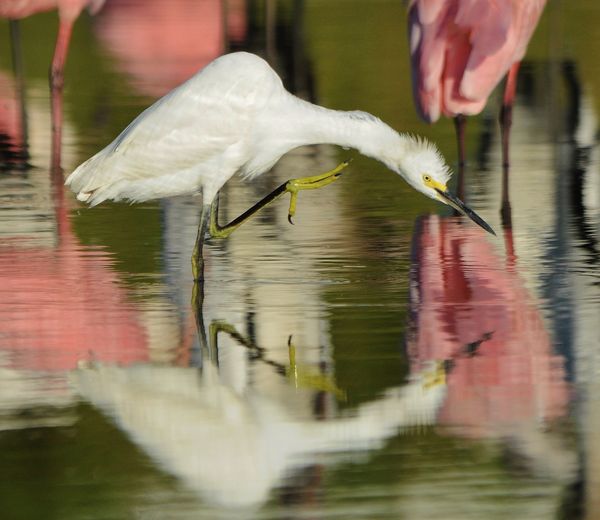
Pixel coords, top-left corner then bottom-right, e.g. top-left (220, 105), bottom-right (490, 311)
top-left (67, 53), bottom-right (284, 204)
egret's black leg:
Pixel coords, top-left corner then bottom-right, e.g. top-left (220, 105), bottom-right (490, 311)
top-left (191, 204), bottom-right (210, 354)
top-left (209, 161), bottom-right (349, 239)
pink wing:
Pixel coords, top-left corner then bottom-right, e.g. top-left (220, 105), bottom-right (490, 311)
top-left (86, 0), bottom-right (106, 15)
top-left (0, 0), bottom-right (58, 19)
top-left (408, 0), bottom-right (455, 122)
top-left (409, 0), bottom-right (546, 120)
top-left (460, 0), bottom-right (546, 101)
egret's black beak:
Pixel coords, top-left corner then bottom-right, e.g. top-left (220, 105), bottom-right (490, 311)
top-left (435, 188), bottom-right (496, 235)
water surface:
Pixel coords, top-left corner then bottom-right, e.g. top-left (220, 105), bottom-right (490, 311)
top-left (0, 1), bottom-right (599, 518)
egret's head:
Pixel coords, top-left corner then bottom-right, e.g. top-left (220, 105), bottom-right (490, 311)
top-left (396, 138), bottom-right (495, 235)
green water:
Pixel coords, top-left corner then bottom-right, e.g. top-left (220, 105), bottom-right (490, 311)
top-left (0, 1), bottom-right (598, 518)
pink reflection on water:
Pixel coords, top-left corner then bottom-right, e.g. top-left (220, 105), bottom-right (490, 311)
top-left (407, 216), bottom-right (568, 438)
top-left (95, 0), bottom-right (247, 98)
top-left (0, 186), bottom-right (148, 372)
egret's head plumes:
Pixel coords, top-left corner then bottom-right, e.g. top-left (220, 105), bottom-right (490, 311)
top-left (398, 137), bottom-right (451, 197)
top-left (397, 137), bottom-right (495, 235)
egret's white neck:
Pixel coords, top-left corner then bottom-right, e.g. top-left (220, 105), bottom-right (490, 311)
top-left (280, 95), bottom-right (406, 170)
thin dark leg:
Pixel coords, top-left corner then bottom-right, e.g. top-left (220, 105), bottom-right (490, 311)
top-left (503, 212), bottom-right (516, 270)
top-left (191, 203), bottom-right (211, 356)
top-left (50, 18), bottom-right (74, 172)
top-left (210, 161), bottom-right (348, 238)
top-left (210, 181), bottom-right (289, 238)
top-left (192, 277), bottom-right (208, 364)
top-left (9, 20), bottom-right (29, 161)
top-left (500, 62), bottom-right (520, 226)
top-left (454, 114), bottom-right (467, 199)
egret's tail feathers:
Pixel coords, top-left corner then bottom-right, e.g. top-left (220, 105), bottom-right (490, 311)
top-left (76, 190), bottom-right (94, 203)
top-left (65, 153), bottom-right (109, 206)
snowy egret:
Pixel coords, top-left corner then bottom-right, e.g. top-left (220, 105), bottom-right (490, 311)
top-left (66, 52), bottom-right (494, 279)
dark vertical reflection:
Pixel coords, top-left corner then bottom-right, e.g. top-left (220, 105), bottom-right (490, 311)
top-left (553, 56), bottom-right (600, 520)
top-left (563, 61), bottom-right (600, 266)
top-left (0, 23), bottom-right (29, 171)
top-left (7, 20), bottom-right (29, 166)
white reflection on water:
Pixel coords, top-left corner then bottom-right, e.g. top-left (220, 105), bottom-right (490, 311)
top-left (0, 76), bottom-right (150, 429)
top-left (0, 351), bottom-right (76, 430)
top-left (72, 359), bottom-right (445, 509)
top-left (160, 146), bottom-right (356, 398)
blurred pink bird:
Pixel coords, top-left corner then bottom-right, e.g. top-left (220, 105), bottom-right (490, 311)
top-left (1, 0), bottom-right (105, 88)
top-left (0, 0), bottom-right (105, 168)
top-left (407, 215), bottom-right (568, 439)
top-left (408, 0), bottom-right (546, 199)
top-left (94, 0), bottom-right (247, 98)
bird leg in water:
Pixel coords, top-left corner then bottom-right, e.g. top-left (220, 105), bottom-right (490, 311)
top-left (191, 205), bottom-right (211, 281)
top-left (453, 114), bottom-right (467, 199)
top-left (500, 62), bottom-right (520, 226)
top-left (9, 21), bottom-right (29, 163)
top-left (50, 18), bottom-right (75, 171)
top-left (206, 322), bottom-right (345, 399)
top-left (208, 160), bottom-right (350, 239)
top-left (191, 161), bottom-right (348, 280)
top-left (287, 336), bottom-right (346, 400)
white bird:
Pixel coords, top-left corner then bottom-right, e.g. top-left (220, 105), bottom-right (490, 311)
top-left (66, 52), bottom-right (494, 279)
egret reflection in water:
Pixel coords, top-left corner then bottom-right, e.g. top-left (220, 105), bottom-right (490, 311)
top-left (72, 356), bottom-right (447, 509)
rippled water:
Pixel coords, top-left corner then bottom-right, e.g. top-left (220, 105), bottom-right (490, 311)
top-left (1, 1), bottom-right (599, 518)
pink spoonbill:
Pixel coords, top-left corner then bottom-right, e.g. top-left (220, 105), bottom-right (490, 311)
top-left (408, 0), bottom-right (546, 209)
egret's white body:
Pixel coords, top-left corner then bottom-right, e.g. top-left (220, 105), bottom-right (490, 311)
top-left (67, 52), bottom-right (493, 278)
top-left (67, 52), bottom-right (450, 207)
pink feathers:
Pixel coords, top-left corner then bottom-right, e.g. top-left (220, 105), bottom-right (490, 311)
top-left (0, 0), bottom-right (104, 23)
top-left (409, 0), bottom-right (546, 122)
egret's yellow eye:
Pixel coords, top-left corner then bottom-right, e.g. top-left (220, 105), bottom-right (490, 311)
top-left (423, 174), bottom-right (447, 193)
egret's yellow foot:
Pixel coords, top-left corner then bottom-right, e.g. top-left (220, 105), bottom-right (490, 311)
top-left (422, 361), bottom-right (447, 390)
top-left (286, 337), bottom-right (346, 400)
top-left (285, 160), bottom-right (350, 224)
top-left (209, 161), bottom-right (351, 239)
